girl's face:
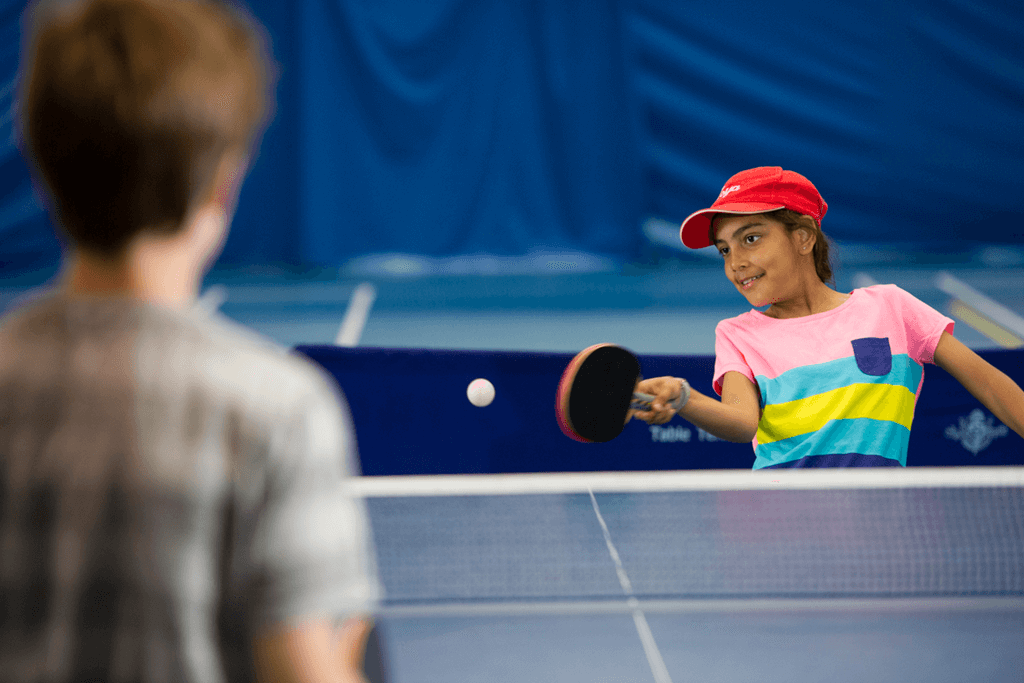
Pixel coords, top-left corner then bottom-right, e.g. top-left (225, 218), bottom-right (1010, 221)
top-left (713, 213), bottom-right (812, 308)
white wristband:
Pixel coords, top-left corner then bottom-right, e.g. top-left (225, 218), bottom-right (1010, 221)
top-left (669, 378), bottom-right (691, 411)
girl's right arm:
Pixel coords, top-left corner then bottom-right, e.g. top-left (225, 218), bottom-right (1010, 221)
top-left (635, 371), bottom-right (760, 443)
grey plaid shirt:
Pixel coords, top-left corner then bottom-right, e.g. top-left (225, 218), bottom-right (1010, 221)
top-left (0, 291), bottom-right (379, 683)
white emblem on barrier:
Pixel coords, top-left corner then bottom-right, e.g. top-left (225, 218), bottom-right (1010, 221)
top-left (944, 409), bottom-right (1009, 455)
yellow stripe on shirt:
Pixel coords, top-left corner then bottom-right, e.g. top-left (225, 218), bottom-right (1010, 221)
top-left (756, 382), bottom-right (917, 445)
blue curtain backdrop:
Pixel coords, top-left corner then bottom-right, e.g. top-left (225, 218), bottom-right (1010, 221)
top-left (296, 0), bottom-right (641, 263)
top-left (1, 0), bottom-right (1022, 273)
top-left (0, 0), bottom-right (60, 275)
top-left (633, 0), bottom-right (1024, 246)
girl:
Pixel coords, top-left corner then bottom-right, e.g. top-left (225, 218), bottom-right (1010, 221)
top-left (634, 166), bottom-right (1024, 468)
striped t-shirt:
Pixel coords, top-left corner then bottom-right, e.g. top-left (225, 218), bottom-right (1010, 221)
top-left (713, 285), bottom-right (955, 469)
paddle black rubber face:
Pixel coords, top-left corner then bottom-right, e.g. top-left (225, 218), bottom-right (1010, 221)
top-left (567, 346), bottom-right (641, 442)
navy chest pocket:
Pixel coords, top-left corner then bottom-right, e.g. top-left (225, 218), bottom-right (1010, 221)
top-left (851, 337), bottom-right (892, 376)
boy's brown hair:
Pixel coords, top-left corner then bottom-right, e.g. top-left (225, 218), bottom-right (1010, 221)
top-left (18, 0), bottom-right (275, 256)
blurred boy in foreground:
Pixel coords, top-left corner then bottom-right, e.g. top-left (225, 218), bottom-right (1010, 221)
top-left (1, 1), bottom-right (380, 681)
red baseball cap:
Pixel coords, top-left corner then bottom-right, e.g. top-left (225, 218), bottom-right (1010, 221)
top-left (679, 167), bottom-right (828, 249)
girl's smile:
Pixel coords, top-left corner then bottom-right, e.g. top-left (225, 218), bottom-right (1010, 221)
top-left (740, 274), bottom-right (763, 289)
top-left (713, 215), bottom-right (785, 307)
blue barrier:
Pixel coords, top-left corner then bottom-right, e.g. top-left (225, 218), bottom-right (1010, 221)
top-left (295, 346), bottom-right (1024, 474)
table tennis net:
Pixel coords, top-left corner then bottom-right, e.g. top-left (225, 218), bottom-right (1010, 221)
top-left (349, 468), bottom-right (1024, 608)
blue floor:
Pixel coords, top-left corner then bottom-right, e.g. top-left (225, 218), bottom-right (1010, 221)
top-left (201, 259), bottom-right (1022, 355)
top-left (4, 247), bottom-right (1023, 355)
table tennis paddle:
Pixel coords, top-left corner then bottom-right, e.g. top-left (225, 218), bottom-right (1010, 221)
top-left (556, 343), bottom-right (655, 443)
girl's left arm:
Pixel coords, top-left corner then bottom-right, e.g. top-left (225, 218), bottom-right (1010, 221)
top-left (932, 331), bottom-right (1024, 439)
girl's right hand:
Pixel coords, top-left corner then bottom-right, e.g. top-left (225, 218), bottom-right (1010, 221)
top-left (631, 376), bottom-right (686, 425)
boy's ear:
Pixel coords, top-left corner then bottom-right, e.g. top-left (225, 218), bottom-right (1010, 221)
top-left (209, 150), bottom-right (248, 215)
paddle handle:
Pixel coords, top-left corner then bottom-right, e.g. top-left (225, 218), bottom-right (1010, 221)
top-left (630, 378), bottom-right (690, 412)
top-left (630, 392), bottom-right (655, 411)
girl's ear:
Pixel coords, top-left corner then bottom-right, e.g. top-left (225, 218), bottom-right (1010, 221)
top-left (796, 217), bottom-right (819, 254)
top-left (792, 227), bottom-right (812, 253)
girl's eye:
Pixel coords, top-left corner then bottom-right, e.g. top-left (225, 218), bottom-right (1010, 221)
top-left (745, 234), bottom-right (760, 244)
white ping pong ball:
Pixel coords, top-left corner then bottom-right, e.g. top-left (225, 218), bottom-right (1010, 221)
top-left (467, 378), bottom-right (495, 407)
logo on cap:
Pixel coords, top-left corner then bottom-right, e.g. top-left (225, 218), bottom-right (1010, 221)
top-left (719, 185), bottom-right (741, 199)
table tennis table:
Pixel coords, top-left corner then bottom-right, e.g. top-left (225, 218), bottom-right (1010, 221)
top-left (353, 468), bottom-right (1024, 683)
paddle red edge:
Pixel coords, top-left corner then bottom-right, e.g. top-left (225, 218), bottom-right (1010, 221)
top-left (555, 343), bottom-right (614, 443)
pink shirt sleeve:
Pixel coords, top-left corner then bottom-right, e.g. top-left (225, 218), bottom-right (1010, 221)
top-left (891, 286), bottom-right (956, 364)
top-left (712, 320), bottom-right (756, 396)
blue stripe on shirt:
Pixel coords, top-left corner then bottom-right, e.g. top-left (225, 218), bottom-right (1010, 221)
top-left (755, 353), bottom-right (923, 407)
top-left (754, 418), bottom-right (911, 469)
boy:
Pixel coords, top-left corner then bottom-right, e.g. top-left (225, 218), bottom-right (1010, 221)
top-left (1, 1), bottom-right (379, 681)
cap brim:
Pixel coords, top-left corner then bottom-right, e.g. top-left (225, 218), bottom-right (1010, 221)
top-left (679, 202), bottom-right (785, 249)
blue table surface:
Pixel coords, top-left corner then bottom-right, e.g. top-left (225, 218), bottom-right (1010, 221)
top-left (378, 604), bottom-right (1024, 683)
top-left (365, 488), bottom-right (1024, 682)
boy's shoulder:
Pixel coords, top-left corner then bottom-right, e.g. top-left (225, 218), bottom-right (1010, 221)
top-left (149, 302), bottom-right (337, 404)
top-left (0, 291), bottom-right (336, 409)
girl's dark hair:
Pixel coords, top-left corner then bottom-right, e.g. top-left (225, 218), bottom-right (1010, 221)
top-left (708, 209), bottom-right (836, 286)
